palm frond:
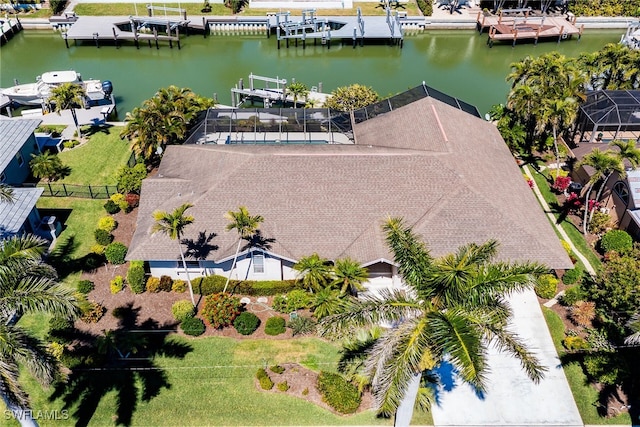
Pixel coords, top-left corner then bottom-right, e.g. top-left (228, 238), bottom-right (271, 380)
top-left (364, 317), bottom-right (432, 417)
top-left (318, 289), bottom-right (421, 339)
top-left (1, 275), bottom-right (80, 319)
top-left (425, 310), bottom-right (488, 392)
top-left (0, 234), bottom-right (48, 266)
top-left (0, 358), bottom-right (29, 407)
top-left (484, 325), bottom-right (547, 383)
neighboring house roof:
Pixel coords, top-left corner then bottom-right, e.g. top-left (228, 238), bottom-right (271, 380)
top-left (127, 95), bottom-right (572, 269)
top-left (0, 118), bottom-right (41, 174)
top-left (0, 187), bottom-right (44, 238)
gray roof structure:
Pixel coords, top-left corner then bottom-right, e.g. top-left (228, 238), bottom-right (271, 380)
top-left (0, 119), bottom-right (42, 174)
top-left (127, 95), bottom-right (572, 269)
top-left (0, 187), bottom-right (44, 238)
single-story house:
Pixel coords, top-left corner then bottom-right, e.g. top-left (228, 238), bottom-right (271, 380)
top-left (0, 118), bottom-right (42, 185)
top-left (126, 85), bottom-right (572, 289)
top-left (0, 187), bottom-right (45, 239)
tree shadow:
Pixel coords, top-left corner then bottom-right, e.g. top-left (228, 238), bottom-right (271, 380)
top-left (47, 235), bottom-right (107, 280)
top-left (240, 230), bottom-right (276, 252)
top-left (50, 302), bottom-right (192, 426)
top-left (181, 231), bottom-right (218, 260)
top-left (81, 124), bottom-right (113, 138)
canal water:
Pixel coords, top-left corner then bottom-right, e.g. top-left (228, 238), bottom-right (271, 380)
top-left (0, 29), bottom-right (622, 115)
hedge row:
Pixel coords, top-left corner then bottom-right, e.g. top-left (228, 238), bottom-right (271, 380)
top-left (191, 275), bottom-right (301, 296)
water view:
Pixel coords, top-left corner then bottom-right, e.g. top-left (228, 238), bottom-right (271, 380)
top-left (0, 29), bottom-right (622, 115)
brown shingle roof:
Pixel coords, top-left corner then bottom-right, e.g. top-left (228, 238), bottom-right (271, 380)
top-left (127, 96), bottom-right (572, 269)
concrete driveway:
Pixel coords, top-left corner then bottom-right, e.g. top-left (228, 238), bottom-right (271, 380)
top-left (430, 289), bottom-right (583, 427)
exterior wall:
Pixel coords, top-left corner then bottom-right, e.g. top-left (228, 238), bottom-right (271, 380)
top-left (2, 134), bottom-right (38, 185)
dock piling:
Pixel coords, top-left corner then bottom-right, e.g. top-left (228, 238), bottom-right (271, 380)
top-left (93, 32), bottom-right (99, 48)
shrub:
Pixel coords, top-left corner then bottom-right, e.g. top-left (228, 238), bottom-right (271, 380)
top-left (172, 300), bottom-right (196, 323)
top-left (77, 279), bottom-right (94, 294)
top-left (146, 276), bottom-right (161, 293)
top-left (62, 140), bottom-right (79, 149)
top-left (104, 199), bottom-right (121, 214)
top-left (288, 316), bottom-right (317, 336)
top-left (562, 335), bottom-right (590, 351)
top-left (583, 353), bottom-right (624, 386)
top-left (191, 275), bottom-right (299, 296)
top-left (562, 268), bottom-right (583, 285)
top-left (270, 365), bottom-right (285, 374)
top-left (302, 388), bottom-right (309, 396)
top-left (80, 301), bottom-right (106, 323)
top-left (127, 260), bottom-right (146, 294)
top-left (560, 285), bottom-right (585, 306)
top-left (256, 368), bottom-right (274, 390)
top-left (48, 342), bottom-right (65, 360)
top-left (589, 211), bottom-right (611, 235)
top-left (273, 289), bottom-right (312, 313)
top-left (110, 193), bottom-right (130, 213)
top-left (570, 300), bottom-right (596, 327)
top-left (97, 216), bottom-right (117, 232)
top-left (47, 316), bottom-right (74, 344)
top-left (181, 317), bottom-right (205, 336)
top-left (415, 0), bottom-right (432, 16)
top-left (110, 275), bottom-right (125, 294)
top-left (277, 381), bottom-right (290, 392)
top-left (552, 176), bottom-right (571, 193)
top-left (111, 306), bottom-right (129, 319)
top-left (125, 193), bottom-right (140, 210)
top-left (200, 293), bottom-right (242, 329)
top-left (90, 244), bottom-right (106, 255)
top-left (94, 228), bottom-right (114, 246)
top-left (81, 252), bottom-right (105, 271)
top-left (265, 316), bottom-right (286, 336)
top-left (233, 312), bottom-right (260, 335)
top-left (534, 274), bottom-right (558, 299)
top-left (158, 275), bottom-right (173, 292)
top-left (172, 279), bottom-right (186, 293)
top-left (116, 163), bottom-right (147, 194)
top-left (105, 242), bottom-right (128, 265)
top-left (49, 0), bottom-right (67, 14)
top-left (600, 230), bottom-right (633, 254)
top-left (316, 371), bottom-right (361, 414)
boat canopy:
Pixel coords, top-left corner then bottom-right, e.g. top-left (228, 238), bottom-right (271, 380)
top-left (40, 71), bottom-right (80, 85)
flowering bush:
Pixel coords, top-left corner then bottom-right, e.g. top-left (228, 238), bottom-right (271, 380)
top-left (200, 293), bottom-right (242, 329)
top-left (588, 199), bottom-right (600, 212)
top-left (564, 193), bottom-right (582, 213)
top-left (552, 176), bottom-right (571, 193)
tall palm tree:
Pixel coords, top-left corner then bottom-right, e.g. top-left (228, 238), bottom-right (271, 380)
top-left (0, 184), bottom-right (15, 203)
top-left (287, 82), bottom-right (309, 109)
top-left (293, 253), bottom-right (333, 293)
top-left (49, 82), bottom-right (85, 139)
top-left (331, 258), bottom-right (369, 296)
top-left (0, 234), bottom-right (80, 422)
top-left (320, 218), bottom-right (547, 419)
top-left (539, 96), bottom-right (579, 177)
top-left (152, 203), bottom-right (196, 306)
top-left (222, 206), bottom-right (264, 293)
top-left (578, 149), bottom-right (624, 234)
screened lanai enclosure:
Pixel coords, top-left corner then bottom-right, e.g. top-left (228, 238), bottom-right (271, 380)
top-left (574, 90), bottom-right (640, 144)
top-left (184, 108), bottom-right (354, 145)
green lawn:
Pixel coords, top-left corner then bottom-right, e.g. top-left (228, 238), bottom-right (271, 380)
top-left (528, 168), bottom-right (603, 272)
top-left (73, 2), bottom-right (419, 16)
top-left (542, 308), bottom-right (631, 425)
top-left (15, 336), bottom-right (436, 426)
top-left (56, 125), bottom-right (132, 186)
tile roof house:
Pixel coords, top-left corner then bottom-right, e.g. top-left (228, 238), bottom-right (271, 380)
top-left (127, 87), bottom-right (572, 288)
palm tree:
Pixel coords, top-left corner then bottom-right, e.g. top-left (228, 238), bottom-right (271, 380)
top-left (331, 258), bottom-right (369, 296)
top-left (0, 184), bottom-right (14, 203)
top-left (29, 152), bottom-right (65, 182)
top-left (49, 82), bottom-right (85, 139)
top-left (310, 288), bottom-right (345, 319)
top-left (293, 253), bottom-right (333, 293)
top-left (287, 82), bottom-right (309, 109)
top-left (152, 203), bottom-right (196, 306)
top-left (0, 234), bottom-right (80, 422)
top-left (222, 206), bottom-right (264, 293)
top-left (578, 149), bottom-right (624, 234)
top-left (624, 313), bottom-right (640, 346)
top-left (539, 96), bottom-right (579, 177)
top-left (320, 217), bottom-right (547, 419)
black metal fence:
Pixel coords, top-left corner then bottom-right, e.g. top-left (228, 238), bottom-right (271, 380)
top-left (38, 183), bottom-right (119, 199)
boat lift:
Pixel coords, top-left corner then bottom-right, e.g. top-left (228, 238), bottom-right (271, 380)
top-left (230, 73), bottom-right (288, 108)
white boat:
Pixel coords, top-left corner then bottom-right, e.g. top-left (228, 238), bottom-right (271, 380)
top-left (621, 21), bottom-right (640, 50)
top-left (1, 70), bottom-right (112, 106)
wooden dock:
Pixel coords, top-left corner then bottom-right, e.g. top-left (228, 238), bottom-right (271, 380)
top-left (0, 17), bottom-right (23, 46)
top-left (476, 9), bottom-right (583, 47)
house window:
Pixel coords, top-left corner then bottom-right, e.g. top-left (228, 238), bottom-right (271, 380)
top-left (15, 152), bottom-right (24, 167)
top-left (613, 181), bottom-right (629, 206)
top-left (253, 252), bottom-right (265, 274)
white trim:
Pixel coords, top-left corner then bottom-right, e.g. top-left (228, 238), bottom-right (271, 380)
top-left (361, 258), bottom-right (397, 268)
top-left (216, 248), bottom-right (297, 264)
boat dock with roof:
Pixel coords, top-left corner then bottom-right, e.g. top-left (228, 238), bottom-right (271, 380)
top-left (476, 8), bottom-right (583, 46)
